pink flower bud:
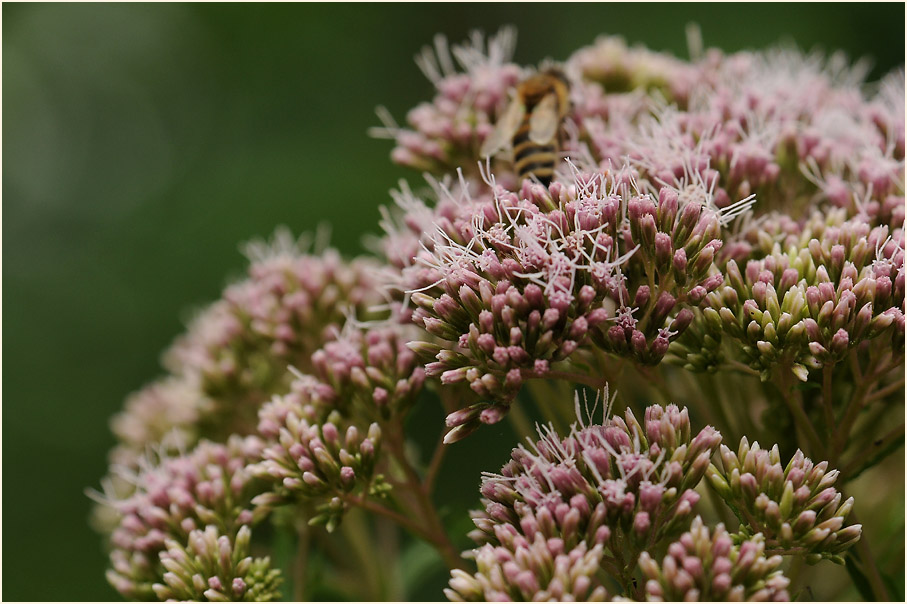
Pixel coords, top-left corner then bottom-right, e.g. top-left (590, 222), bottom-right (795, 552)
top-left (671, 308), bottom-right (695, 333)
top-left (673, 248), bottom-right (688, 273)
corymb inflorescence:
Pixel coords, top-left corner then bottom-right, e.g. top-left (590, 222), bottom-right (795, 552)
top-left (93, 25), bottom-right (903, 603)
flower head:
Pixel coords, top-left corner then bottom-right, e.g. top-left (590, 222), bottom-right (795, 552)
top-left (707, 437), bottom-right (861, 562)
top-left (379, 29), bottom-right (904, 261)
top-left (465, 394), bottom-right (722, 589)
top-left (100, 436), bottom-right (265, 599)
top-left (398, 167), bottom-right (724, 431)
top-left (110, 376), bottom-right (208, 465)
top-left (163, 228), bottom-right (383, 437)
top-left (446, 536), bottom-right (610, 602)
top-left (688, 216), bottom-right (904, 380)
top-left (371, 27), bottom-right (523, 180)
top-left (249, 381), bottom-right (386, 531)
top-left (152, 525), bottom-right (282, 602)
top-left (309, 322), bottom-right (428, 421)
top-left (92, 380), bottom-right (209, 535)
top-left (567, 34), bottom-right (700, 103)
top-left (638, 516), bottom-right (790, 601)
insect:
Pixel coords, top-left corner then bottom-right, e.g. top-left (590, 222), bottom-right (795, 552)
top-left (481, 67), bottom-right (571, 186)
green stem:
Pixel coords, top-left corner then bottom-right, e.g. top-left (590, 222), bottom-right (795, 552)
top-left (348, 495), bottom-right (429, 538)
top-left (841, 422), bottom-right (905, 480)
top-left (350, 492), bottom-right (465, 572)
top-left (831, 350), bottom-right (896, 464)
top-left (549, 378), bottom-right (582, 427)
top-left (525, 379), bottom-right (570, 434)
top-left (777, 370), bottom-right (826, 459)
top-left (292, 516), bottom-right (310, 601)
top-left (676, 368), bottom-right (720, 432)
top-left (424, 427), bottom-right (448, 496)
top-left (384, 418), bottom-right (466, 571)
top-left (700, 372), bottom-right (735, 438)
top-left (341, 509), bottom-right (385, 599)
top-left (437, 383), bottom-right (463, 415)
top-left (608, 527), bottom-right (637, 597)
top-left (719, 370), bottom-right (759, 438)
top-left (865, 376), bottom-right (906, 405)
top-left (635, 365), bottom-right (671, 406)
top-left (822, 365), bottom-right (835, 440)
top-left (719, 360), bottom-right (761, 377)
top-left (849, 349), bottom-right (864, 381)
top-left (598, 556), bottom-right (624, 586)
top-left (786, 554), bottom-right (805, 596)
top-left (375, 516), bottom-right (404, 601)
top-left (848, 510), bottom-right (890, 601)
top-left (848, 399), bottom-right (895, 452)
top-left (705, 477), bottom-right (735, 529)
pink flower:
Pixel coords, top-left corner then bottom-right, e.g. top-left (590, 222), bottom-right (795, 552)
top-left (639, 517), bottom-right (790, 601)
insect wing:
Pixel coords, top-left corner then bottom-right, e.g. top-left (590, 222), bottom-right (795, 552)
top-left (528, 93), bottom-right (559, 144)
top-left (481, 97), bottom-right (525, 157)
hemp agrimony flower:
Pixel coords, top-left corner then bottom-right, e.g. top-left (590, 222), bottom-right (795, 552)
top-left (686, 216), bottom-right (904, 380)
top-left (370, 28), bottom-right (523, 181)
top-left (708, 438), bottom-right (861, 563)
top-left (249, 383), bottom-right (386, 531)
top-left (98, 437), bottom-right (265, 599)
top-left (446, 537), bottom-right (612, 601)
top-left (638, 517), bottom-right (790, 601)
top-left (153, 526), bottom-right (282, 602)
top-left (308, 323), bottom-right (429, 422)
top-left (108, 376), bottom-right (207, 468)
top-left (93, 25), bottom-right (903, 603)
top-left (456, 393), bottom-right (723, 598)
top-left (402, 167), bottom-right (727, 438)
top-left (164, 229), bottom-right (383, 438)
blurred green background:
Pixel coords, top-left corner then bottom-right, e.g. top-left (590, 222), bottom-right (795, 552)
top-left (3, 3), bottom-right (904, 600)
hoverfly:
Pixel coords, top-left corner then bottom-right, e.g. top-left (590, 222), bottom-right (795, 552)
top-left (481, 67), bottom-right (571, 186)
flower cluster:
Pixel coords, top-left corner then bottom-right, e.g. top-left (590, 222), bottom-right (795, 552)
top-left (379, 30), bottom-right (904, 236)
top-left (93, 26), bottom-right (902, 604)
top-left (241, 320), bottom-right (430, 532)
top-left (583, 46), bottom-right (904, 226)
top-left (153, 526), bottom-right (282, 602)
top-left (370, 27), bottom-right (523, 181)
top-left (567, 34), bottom-right (701, 105)
top-left (94, 230), bottom-right (387, 539)
top-left (380, 32), bottom-right (904, 278)
top-left (473, 402), bottom-right (721, 550)
top-left (454, 397), bottom-right (722, 597)
top-left (101, 436), bottom-right (265, 600)
top-left (400, 168), bottom-right (726, 433)
top-left (92, 378), bottom-right (211, 535)
top-left (446, 536), bottom-right (610, 601)
top-left (707, 438), bottom-right (861, 562)
top-left (249, 384), bottom-right (385, 531)
top-left (308, 323), bottom-right (429, 421)
top-left (99, 229), bottom-right (383, 494)
top-left (157, 229), bottom-right (382, 438)
top-left (108, 376), bottom-right (208, 469)
top-left (638, 516), bottom-right (790, 601)
top-left (682, 216), bottom-right (905, 379)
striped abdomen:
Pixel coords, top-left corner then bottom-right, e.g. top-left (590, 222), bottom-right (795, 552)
top-left (512, 117), bottom-right (556, 186)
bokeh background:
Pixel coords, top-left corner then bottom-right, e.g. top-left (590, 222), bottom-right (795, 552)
top-left (3, 3), bottom-right (904, 600)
